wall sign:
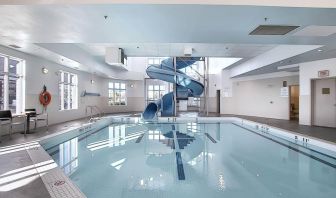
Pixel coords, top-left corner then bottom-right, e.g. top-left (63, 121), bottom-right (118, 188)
top-left (280, 87), bottom-right (289, 97)
top-left (318, 70), bottom-right (330, 78)
top-left (322, 88), bottom-right (330, 94)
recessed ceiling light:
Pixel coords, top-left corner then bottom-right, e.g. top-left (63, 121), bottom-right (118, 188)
top-left (318, 49), bottom-right (323, 52)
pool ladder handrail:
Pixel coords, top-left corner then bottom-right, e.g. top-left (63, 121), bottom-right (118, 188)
top-left (86, 105), bottom-right (103, 122)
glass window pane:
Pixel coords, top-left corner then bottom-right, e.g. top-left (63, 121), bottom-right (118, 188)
top-left (148, 85), bottom-right (153, 90)
top-left (114, 83), bottom-right (120, 89)
top-left (160, 91), bottom-right (165, 98)
top-left (59, 83), bottom-right (63, 110)
top-left (59, 71), bottom-right (63, 82)
top-left (148, 59), bottom-right (154, 65)
top-left (154, 91), bottom-right (159, 100)
top-left (120, 90), bottom-right (126, 105)
top-left (154, 85), bottom-right (159, 90)
top-left (109, 82), bottom-right (114, 89)
top-left (148, 91), bottom-right (153, 100)
top-left (64, 84), bottom-right (69, 110)
top-left (8, 76), bottom-right (18, 113)
top-left (70, 74), bottom-right (77, 85)
top-left (8, 58), bottom-right (19, 75)
top-left (70, 85), bottom-right (77, 109)
top-left (64, 72), bottom-right (69, 83)
top-left (108, 90), bottom-right (114, 105)
top-left (160, 85), bottom-right (165, 91)
top-left (120, 83), bottom-right (126, 89)
top-left (0, 56), bottom-right (4, 73)
top-left (154, 59), bottom-right (160, 64)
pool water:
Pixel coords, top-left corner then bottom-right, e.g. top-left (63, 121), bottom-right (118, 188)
top-left (43, 122), bottom-right (336, 198)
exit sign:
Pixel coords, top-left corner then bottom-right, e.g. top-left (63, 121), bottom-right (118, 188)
top-left (318, 70), bottom-right (330, 78)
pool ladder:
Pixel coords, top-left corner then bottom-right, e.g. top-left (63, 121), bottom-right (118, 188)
top-left (86, 105), bottom-right (103, 122)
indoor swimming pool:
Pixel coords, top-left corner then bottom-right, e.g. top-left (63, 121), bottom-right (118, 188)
top-left (41, 120), bottom-right (336, 198)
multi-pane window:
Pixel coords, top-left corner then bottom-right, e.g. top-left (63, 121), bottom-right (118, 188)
top-left (0, 54), bottom-right (25, 114)
top-left (108, 82), bottom-right (126, 106)
top-left (147, 85), bottom-right (166, 101)
top-left (148, 57), bottom-right (167, 65)
top-left (148, 130), bottom-right (165, 140)
top-left (59, 71), bottom-right (78, 110)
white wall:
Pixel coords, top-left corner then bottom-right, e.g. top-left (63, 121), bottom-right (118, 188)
top-left (299, 58), bottom-right (336, 125)
top-left (0, 45), bottom-right (106, 127)
top-left (206, 73), bottom-right (221, 112)
top-left (0, 46), bottom-right (147, 130)
top-left (221, 70), bottom-right (299, 119)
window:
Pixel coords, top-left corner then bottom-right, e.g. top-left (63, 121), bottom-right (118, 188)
top-left (147, 57), bottom-right (167, 65)
top-left (0, 54), bottom-right (25, 114)
top-left (147, 85), bottom-right (166, 102)
top-left (180, 62), bottom-right (204, 80)
top-left (59, 71), bottom-right (78, 110)
top-left (108, 82), bottom-right (126, 106)
top-left (148, 130), bottom-right (165, 140)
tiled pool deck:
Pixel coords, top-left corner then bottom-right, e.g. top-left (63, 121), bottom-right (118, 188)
top-left (0, 112), bottom-right (335, 198)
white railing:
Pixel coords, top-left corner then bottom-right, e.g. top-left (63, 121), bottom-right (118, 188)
top-left (85, 105), bottom-right (103, 122)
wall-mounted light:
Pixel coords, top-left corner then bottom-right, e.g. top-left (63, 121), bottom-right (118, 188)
top-left (42, 67), bottom-right (48, 74)
top-left (130, 84), bottom-right (134, 88)
top-left (90, 80), bottom-right (95, 84)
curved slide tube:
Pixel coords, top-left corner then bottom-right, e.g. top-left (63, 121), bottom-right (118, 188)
top-left (142, 57), bottom-right (204, 120)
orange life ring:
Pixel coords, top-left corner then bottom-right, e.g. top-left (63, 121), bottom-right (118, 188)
top-left (39, 91), bottom-right (52, 106)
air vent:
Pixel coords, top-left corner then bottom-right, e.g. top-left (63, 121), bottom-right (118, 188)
top-left (250, 25), bottom-right (300, 35)
top-left (8, 44), bottom-right (22, 49)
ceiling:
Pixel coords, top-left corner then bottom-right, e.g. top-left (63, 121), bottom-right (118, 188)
top-left (0, 4), bottom-right (335, 78)
top-left (2, 0), bottom-right (336, 8)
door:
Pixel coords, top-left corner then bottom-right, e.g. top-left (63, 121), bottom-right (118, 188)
top-left (313, 78), bottom-right (336, 128)
top-left (289, 85), bottom-right (299, 120)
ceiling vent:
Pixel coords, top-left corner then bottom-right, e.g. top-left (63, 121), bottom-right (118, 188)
top-left (105, 47), bottom-right (127, 68)
top-left (184, 47), bottom-right (193, 56)
top-left (8, 44), bottom-right (21, 49)
top-left (249, 25), bottom-right (300, 35)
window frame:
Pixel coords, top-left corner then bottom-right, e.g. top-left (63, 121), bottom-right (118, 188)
top-left (0, 53), bottom-right (25, 114)
top-left (108, 82), bottom-right (127, 106)
top-left (59, 70), bottom-right (78, 111)
top-left (147, 84), bottom-right (166, 102)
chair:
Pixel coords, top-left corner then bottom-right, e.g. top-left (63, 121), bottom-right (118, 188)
top-left (0, 110), bottom-right (26, 136)
top-left (25, 108), bottom-right (48, 130)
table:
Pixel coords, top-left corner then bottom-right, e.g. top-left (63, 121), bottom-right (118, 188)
top-left (15, 111), bottom-right (35, 134)
top-left (24, 111), bottom-right (36, 134)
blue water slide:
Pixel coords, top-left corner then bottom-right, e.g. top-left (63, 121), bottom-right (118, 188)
top-left (142, 57), bottom-right (204, 120)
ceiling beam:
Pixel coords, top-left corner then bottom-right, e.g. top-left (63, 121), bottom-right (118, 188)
top-left (229, 45), bottom-right (322, 77)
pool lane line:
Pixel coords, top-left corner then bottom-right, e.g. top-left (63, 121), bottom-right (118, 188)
top-left (232, 123), bottom-right (336, 161)
top-left (135, 133), bottom-right (145, 143)
top-left (176, 152), bottom-right (185, 180)
top-left (205, 133), bottom-right (217, 143)
top-left (232, 123), bottom-right (336, 169)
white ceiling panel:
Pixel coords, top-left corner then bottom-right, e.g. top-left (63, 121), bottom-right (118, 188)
top-left (293, 25), bottom-right (336, 37)
top-left (78, 43), bottom-right (275, 58)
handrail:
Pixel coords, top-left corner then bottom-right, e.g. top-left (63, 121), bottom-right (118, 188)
top-left (85, 105), bottom-right (103, 122)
